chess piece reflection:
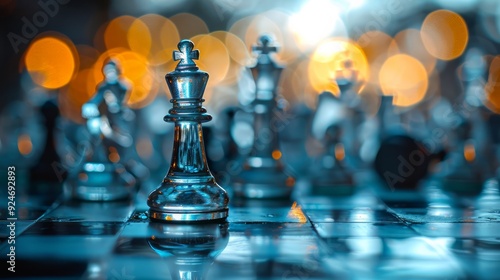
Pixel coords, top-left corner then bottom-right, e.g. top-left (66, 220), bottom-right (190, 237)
top-left (232, 35), bottom-right (295, 199)
top-left (148, 222), bottom-right (229, 280)
top-left (64, 59), bottom-right (136, 201)
top-left (147, 40), bottom-right (229, 222)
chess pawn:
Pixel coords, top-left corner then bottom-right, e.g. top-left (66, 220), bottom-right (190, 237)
top-left (232, 35), bottom-right (295, 199)
top-left (64, 59), bottom-right (136, 201)
top-left (310, 123), bottom-right (354, 195)
top-left (147, 40), bottom-right (229, 222)
top-left (148, 222), bottom-right (229, 280)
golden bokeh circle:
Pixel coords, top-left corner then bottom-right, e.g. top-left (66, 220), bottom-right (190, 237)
top-left (421, 9), bottom-right (468, 60)
top-left (25, 35), bottom-right (77, 89)
top-left (104, 15), bottom-right (136, 50)
top-left (379, 54), bottom-right (429, 107)
top-left (392, 29), bottom-right (436, 74)
top-left (190, 34), bottom-right (230, 92)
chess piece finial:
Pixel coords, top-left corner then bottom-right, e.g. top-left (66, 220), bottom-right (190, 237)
top-left (252, 34), bottom-right (278, 55)
top-left (148, 40), bottom-right (229, 222)
top-left (173, 40), bottom-right (200, 70)
top-left (232, 35), bottom-right (295, 199)
top-left (64, 58), bottom-right (136, 201)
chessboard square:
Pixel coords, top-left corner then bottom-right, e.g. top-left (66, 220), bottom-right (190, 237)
top-left (228, 206), bottom-right (308, 223)
top-left (313, 222), bottom-right (417, 238)
top-left (41, 200), bottom-right (136, 223)
top-left (320, 236), bottom-right (446, 261)
top-left (426, 237), bottom-right (500, 278)
top-left (108, 256), bottom-right (169, 280)
top-left (298, 193), bottom-right (385, 210)
top-left (411, 223), bottom-right (500, 238)
top-left (22, 221), bottom-right (124, 236)
top-left (304, 209), bottom-right (401, 223)
top-left (230, 222), bottom-right (316, 236)
top-left (390, 207), bottom-right (500, 223)
top-left (1, 235), bottom-right (117, 260)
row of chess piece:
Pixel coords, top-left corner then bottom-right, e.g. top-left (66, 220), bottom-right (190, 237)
top-left (2, 35), bottom-right (500, 220)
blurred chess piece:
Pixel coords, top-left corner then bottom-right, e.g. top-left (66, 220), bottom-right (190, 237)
top-left (64, 59), bottom-right (136, 201)
top-left (147, 40), bottom-right (229, 222)
top-left (310, 123), bottom-right (354, 195)
top-left (440, 116), bottom-right (484, 194)
top-left (148, 222), bottom-right (229, 280)
top-left (232, 35), bottom-right (295, 199)
top-left (374, 95), bottom-right (446, 190)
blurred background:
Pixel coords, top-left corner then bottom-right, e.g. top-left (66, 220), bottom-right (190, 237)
top-left (1, 0), bottom-right (499, 191)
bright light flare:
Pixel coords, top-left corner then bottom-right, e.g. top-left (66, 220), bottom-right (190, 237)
top-left (289, 0), bottom-right (345, 51)
top-left (308, 38), bottom-right (369, 96)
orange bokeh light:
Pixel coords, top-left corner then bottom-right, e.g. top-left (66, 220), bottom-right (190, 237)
top-left (25, 35), bottom-right (77, 89)
top-left (128, 14), bottom-right (180, 66)
top-left (392, 29), bottom-right (436, 74)
top-left (104, 16), bottom-right (136, 50)
top-left (308, 38), bottom-right (369, 96)
top-left (379, 54), bottom-right (428, 107)
top-left (92, 49), bottom-right (156, 109)
top-left (190, 34), bottom-right (230, 93)
top-left (357, 31), bottom-right (398, 86)
top-left (421, 9), bottom-right (468, 61)
top-left (18, 134), bottom-right (33, 156)
top-left (170, 13), bottom-right (208, 39)
top-left (485, 56), bottom-right (500, 113)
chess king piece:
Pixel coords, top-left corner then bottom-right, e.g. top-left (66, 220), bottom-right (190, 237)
top-left (148, 40), bottom-right (229, 222)
top-left (64, 59), bottom-right (136, 201)
top-left (232, 35), bottom-right (295, 199)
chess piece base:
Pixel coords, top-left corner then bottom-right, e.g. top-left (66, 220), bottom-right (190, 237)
top-left (64, 162), bottom-right (136, 201)
top-left (148, 176), bottom-right (229, 222)
top-left (233, 167), bottom-right (294, 199)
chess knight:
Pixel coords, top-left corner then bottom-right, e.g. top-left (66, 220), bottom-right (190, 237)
top-left (64, 59), bottom-right (138, 201)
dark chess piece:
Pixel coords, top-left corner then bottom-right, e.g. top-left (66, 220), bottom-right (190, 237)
top-left (147, 40), bottom-right (229, 222)
top-left (30, 99), bottom-right (65, 182)
top-left (374, 134), bottom-right (446, 190)
top-left (148, 222), bottom-right (229, 280)
top-left (232, 35), bottom-right (295, 199)
top-left (310, 123), bottom-right (354, 195)
top-left (64, 59), bottom-right (136, 201)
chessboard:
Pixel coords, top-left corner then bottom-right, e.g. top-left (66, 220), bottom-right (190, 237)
top-left (1, 172), bottom-right (500, 280)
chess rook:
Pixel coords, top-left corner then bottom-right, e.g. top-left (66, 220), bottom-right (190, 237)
top-left (233, 35), bottom-right (295, 199)
top-left (64, 59), bottom-right (136, 201)
top-left (148, 40), bottom-right (229, 222)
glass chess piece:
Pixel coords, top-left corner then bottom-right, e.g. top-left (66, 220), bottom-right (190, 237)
top-left (148, 222), bottom-right (229, 280)
top-left (64, 59), bottom-right (136, 201)
top-left (147, 40), bottom-right (229, 222)
top-left (310, 123), bottom-right (354, 195)
top-left (232, 35), bottom-right (295, 199)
